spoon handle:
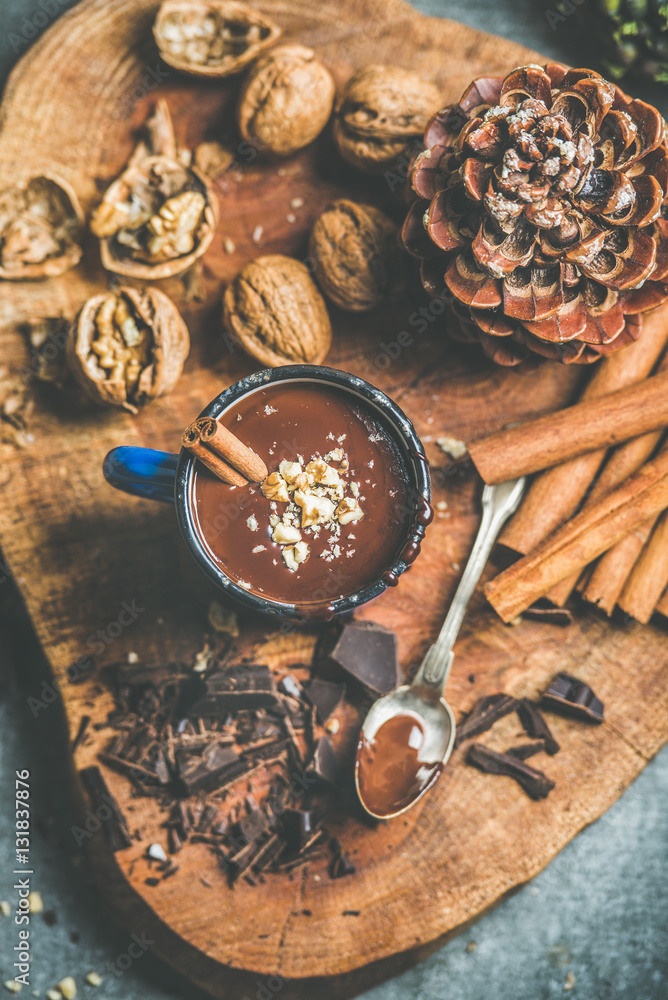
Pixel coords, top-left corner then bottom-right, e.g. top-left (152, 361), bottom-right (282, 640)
top-left (412, 476), bottom-right (526, 693)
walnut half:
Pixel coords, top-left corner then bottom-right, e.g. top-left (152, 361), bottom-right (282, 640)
top-left (0, 175), bottom-right (84, 280)
top-left (154, 0), bottom-right (281, 78)
top-left (90, 101), bottom-right (218, 280)
top-left (67, 287), bottom-right (190, 413)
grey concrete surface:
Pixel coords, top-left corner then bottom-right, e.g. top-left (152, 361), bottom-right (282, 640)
top-left (0, 1), bottom-right (667, 998)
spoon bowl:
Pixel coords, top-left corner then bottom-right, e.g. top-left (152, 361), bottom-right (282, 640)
top-left (355, 684), bottom-right (456, 819)
top-left (355, 476), bottom-right (526, 820)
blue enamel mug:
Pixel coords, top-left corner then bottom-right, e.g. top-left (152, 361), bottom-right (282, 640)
top-left (103, 365), bottom-right (432, 621)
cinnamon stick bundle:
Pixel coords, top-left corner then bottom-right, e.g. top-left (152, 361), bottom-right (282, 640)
top-left (617, 509), bottom-right (668, 623)
top-left (578, 515), bottom-right (659, 615)
top-left (182, 417), bottom-right (268, 486)
top-left (547, 429), bottom-right (665, 606)
top-left (484, 449), bottom-right (668, 622)
top-left (470, 369), bottom-right (668, 486)
top-left (499, 313), bottom-right (668, 556)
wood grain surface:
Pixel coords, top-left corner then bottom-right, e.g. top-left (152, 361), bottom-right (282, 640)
top-left (0, 0), bottom-right (667, 997)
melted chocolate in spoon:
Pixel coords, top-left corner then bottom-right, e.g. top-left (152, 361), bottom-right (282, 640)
top-left (355, 713), bottom-right (442, 818)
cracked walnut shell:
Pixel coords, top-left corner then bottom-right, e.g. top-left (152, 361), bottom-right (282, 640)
top-left (90, 101), bottom-right (218, 280)
top-left (223, 254), bottom-right (332, 366)
top-left (309, 199), bottom-right (405, 311)
top-left (237, 44), bottom-right (335, 156)
top-left (67, 287), bottom-right (190, 413)
top-left (0, 175), bottom-right (84, 280)
top-left (153, 0), bottom-right (281, 78)
top-left (333, 64), bottom-right (442, 174)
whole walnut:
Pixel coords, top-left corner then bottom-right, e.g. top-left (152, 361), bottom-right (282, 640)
top-left (67, 287), bottom-right (190, 413)
top-left (309, 200), bottom-right (404, 311)
top-left (223, 255), bottom-right (332, 366)
top-left (333, 64), bottom-right (442, 174)
top-left (237, 44), bottom-right (335, 156)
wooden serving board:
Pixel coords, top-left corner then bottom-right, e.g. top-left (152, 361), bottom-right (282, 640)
top-left (1, 1), bottom-right (668, 997)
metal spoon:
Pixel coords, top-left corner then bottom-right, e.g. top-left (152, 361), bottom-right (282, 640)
top-left (355, 476), bottom-right (526, 820)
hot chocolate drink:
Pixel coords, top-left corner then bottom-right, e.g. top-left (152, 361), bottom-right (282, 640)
top-left (190, 381), bottom-right (422, 608)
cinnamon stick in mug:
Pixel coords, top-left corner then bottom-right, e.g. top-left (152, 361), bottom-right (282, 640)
top-left (484, 448), bottom-right (668, 622)
top-left (182, 422), bottom-right (247, 487)
top-left (197, 417), bottom-right (268, 483)
top-left (469, 369), bottom-right (668, 486)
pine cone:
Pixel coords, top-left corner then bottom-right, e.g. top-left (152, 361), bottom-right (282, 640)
top-left (402, 64), bottom-right (668, 365)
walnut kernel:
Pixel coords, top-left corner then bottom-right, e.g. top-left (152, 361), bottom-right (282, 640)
top-left (67, 287), bottom-right (190, 413)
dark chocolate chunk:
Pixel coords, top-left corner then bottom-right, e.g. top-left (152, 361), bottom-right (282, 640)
top-left (78, 766), bottom-right (133, 851)
top-left (187, 664), bottom-right (278, 715)
top-left (541, 673), bottom-right (604, 723)
top-left (176, 743), bottom-right (246, 795)
top-left (303, 679), bottom-right (345, 724)
top-left (308, 735), bottom-right (340, 786)
top-left (466, 744), bottom-right (555, 801)
top-left (280, 809), bottom-right (318, 851)
top-left (454, 693), bottom-right (517, 748)
top-left (506, 741), bottom-right (547, 761)
top-left (516, 700), bottom-right (560, 755)
top-left (315, 621), bottom-right (400, 695)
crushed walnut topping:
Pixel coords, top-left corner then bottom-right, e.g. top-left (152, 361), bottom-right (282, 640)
top-left (259, 449), bottom-right (365, 572)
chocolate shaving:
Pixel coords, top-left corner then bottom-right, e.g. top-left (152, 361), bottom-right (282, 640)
top-left (454, 693), bottom-right (517, 747)
top-left (541, 673), bottom-right (604, 723)
top-left (466, 744), bottom-right (555, 800)
top-left (516, 700), bottom-right (560, 755)
top-left (78, 766), bottom-right (133, 851)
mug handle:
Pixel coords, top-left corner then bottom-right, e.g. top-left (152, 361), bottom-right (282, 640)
top-left (103, 446), bottom-right (179, 504)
